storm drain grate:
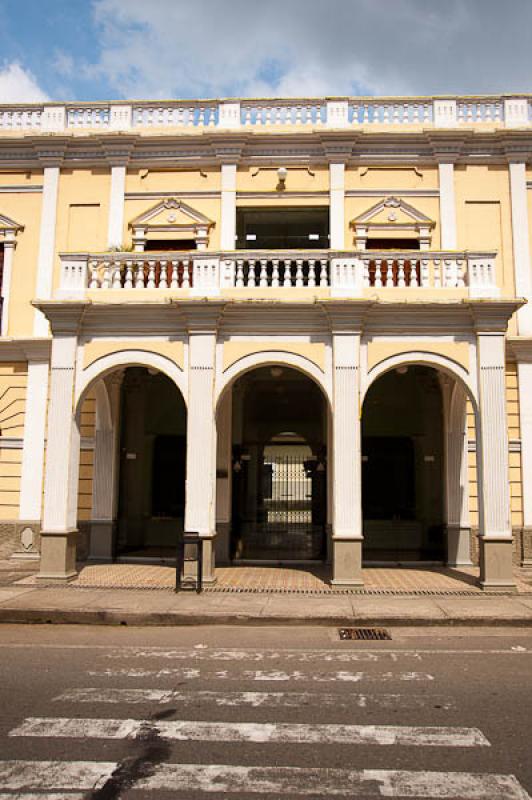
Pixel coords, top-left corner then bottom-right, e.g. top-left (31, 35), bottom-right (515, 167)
top-left (339, 627), bottom-right (392, 641)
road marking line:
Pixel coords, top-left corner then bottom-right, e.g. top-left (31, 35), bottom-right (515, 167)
top-left (9, 718), bottom-right (490, 747)
top-left (0, 794), bottom-right (86, 799)
top-left (0, 760), bottom-right (116, 791)
top-left (87, 667), bottom-right (435, 682)
top-left (0, 762), bottom-right (528, 798)
top-left (103, 648), bottom-right (421, 662)
top-left (54, 687), bottom-right (455, 709)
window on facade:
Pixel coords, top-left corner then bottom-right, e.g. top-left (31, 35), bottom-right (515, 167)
top-left (144, 239), bottom-right (197, 251)
top-left (236, 208), bottom-right (329, 249)
top-left (365, 238), bottom-right (420, 250)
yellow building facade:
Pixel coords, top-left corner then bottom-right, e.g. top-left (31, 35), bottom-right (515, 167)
top-left (0, 95), bottom-right (531, 588)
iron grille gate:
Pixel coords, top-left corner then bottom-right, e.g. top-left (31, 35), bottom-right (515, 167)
top-left (233, 452), bottom-right (326, 560)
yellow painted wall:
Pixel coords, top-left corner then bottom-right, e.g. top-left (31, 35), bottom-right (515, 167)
top-left (223, 340), bottom-right (326, 372)
top-left (77, 394), bottom-right (95, 521)
top-left (126, 168), bottom-right (221, 194)
top-left (0, 170), bottom-right (44, 187)
top-left (346, 166), bottom-right (439, 191)
top-left (237, 166), bottom-right (328, 194)
top-left (0, 363), bottom-right (27, 519)
top-left (506, 363), bottom-right (523, 528)
top-left (1, 188), bottom-right (43, 337)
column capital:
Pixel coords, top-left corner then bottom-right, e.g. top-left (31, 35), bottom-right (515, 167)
top-left (320, 299), bottom-right (374, 333)
top-left (102, 140), bottom-right (136, 167)
top-left (175, 300), bottom-right (226, 333)
top-left (32, 300), bottom-right (88, 335)
top-left (469, 300), bottom-right (523, 333)
top-left (33, 145), bottom-right (67, 168)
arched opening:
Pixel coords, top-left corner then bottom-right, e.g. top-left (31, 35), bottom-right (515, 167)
top-left (362, 365), bottom-right (445, 561)
top-left (116, 367), bottom-right (187, 559)
top-left (228, 365), bottom-right (328, 562)
top-left (77, 365), bottom-right (187, 563)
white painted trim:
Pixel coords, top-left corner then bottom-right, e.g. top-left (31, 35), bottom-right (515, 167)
top-left (0, 185), bottom-right (43, 193)
top-left (0, 436), bottom-right (23, 449)
top-left (220, 164), bottom-right (237, 250)
top-left (345, 189), bottom-right (440, 197)
top-left (1, 241), bottom-right (15, 335)
top-left (438, 163), bottom-right (457, 249)
top-left (75, 349), bottom-right (187, 412)
top-left (19, 360), bottom-right (49, 521)
top-left (33, 166), bottom-right (60, 336)
top-left (509, 162), bottom-right (532, 334)
top-left (107, 165), bottom-right (126, 248)
top-left (329, 163), bottom-right (345, 249)
top-left (215, 350), bottom-right (332, 409)
top-left (363, 350), bottom-right (476, 407)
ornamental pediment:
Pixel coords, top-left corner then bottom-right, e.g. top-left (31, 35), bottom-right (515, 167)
top-left (129, 198), bottom-right (214, 231)
top-left (350, 196), bottom-right (435, 229)
top-left (0, 212), bottom-right (24, 234)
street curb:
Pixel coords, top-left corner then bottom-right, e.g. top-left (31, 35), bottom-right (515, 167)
top-left (1, 608), bottom-right (532, 627)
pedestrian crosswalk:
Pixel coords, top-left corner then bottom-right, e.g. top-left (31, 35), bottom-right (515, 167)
top-left (1, 644), bottom-right (530, 799)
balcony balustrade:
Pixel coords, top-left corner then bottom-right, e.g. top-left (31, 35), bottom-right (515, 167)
top-left (1, 96), bottom-right (531, 133)
top-left (58, 250), bottom-right (498, 300)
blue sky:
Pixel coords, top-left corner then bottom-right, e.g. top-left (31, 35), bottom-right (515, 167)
top-left (0, 0), bottom-right (531, 103)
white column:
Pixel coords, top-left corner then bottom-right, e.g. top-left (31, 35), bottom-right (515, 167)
top-left (107, 165), bottom-right (126, 249)
top-left (476, 331), bottom-right (514, 588)
top-left (39, 329), bottom-right (80, 580)
top-left (220, 164), bottom-right (237, 250)
top-left (438, 162), bottom-right (457, 250)
top-left (34, 166), bottom-right (60, 336)
top-left (444, 381), bottom-right (472, 565)
top-left (215, 387), bottom-right (232, 563)
top-left (331, 329), bottom-right (363, 586)
top-left (1, 238), bottom-right (16, 335)
top-left (329, 163), bottom-right (345, 250)
top-left (19, 358), bottom-right (50, 522)
top-left (185, 326), bottom-right (218, 583)
top-left (509, 161), bottom-right (532, 333)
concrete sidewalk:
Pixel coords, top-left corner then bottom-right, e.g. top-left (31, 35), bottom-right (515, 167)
top-left (1, 582), bottom-right (532, 627)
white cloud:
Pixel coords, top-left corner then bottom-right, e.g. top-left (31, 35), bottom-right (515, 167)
top-left (0, 62), bottom-right (49, 103)
top-left (87, 0), bottom-right (532, 99)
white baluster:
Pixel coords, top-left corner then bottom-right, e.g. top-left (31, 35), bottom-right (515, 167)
top-left (421, 259), bottom-right (430, 287)
top-left (248, 259), bottom-right (256, 287)
top-left (283, 259), bottom-right (292, 286)
top-left (319, 259), bottom-right (328, 287)
top-left (159, 260), bottom-right (168, 289)
top-left (295, 106), bottom-right (302, 125)
top-left (89, 260), bottom-right (99, 289)
top-left (124, 261), bottom-right (133, 289)
top-left (102, 262), bottom-right (111, 289)
top-left (112, 261), bottom-right (121, 289)
top-left (375, 258), bottom-right (382, 287)
top-left (307, 259), bottom-right (316, 287)
top-left (265, 107), bottom-right (272, 126)
top-left (410, 259), bottom-right (419, 288)
top-left (295, 259), bottom-right (304, 287)
top-left (170, 261), bottom-right (178, 288)
top-left (363, 258), bottom-right (370, 287)
top-left (147, 261), bottom-right (156, 288)
top-left (259, 258), bottom-right (268, 286)
top-left (271, 259), bottom-right (280, 287)
top-left (135, 261), bottom-right (145, 288)
top-left (434, 259), bottom-right (441, 288)
top-left (182, 259), bottom-right (191, 289)
top-left (385, 258), bottom-right (393, 287)
top-left (456, 259), bottom-right (465, 288)
top-left (235, 259), bottom-right (244, 288)
top-left (397, 258), bottom-right (405, 287)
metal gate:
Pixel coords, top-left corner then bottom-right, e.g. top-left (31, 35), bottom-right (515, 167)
top-left (233, 451), bottom-right (326, 561)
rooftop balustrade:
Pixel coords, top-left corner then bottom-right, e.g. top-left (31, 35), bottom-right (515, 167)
top-left (1, 96), bottom-right (531, 134)
top-left (58, 250), bottom-right (498, 300)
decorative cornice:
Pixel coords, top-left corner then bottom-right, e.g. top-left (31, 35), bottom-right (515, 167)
top-left (0, 338), bottom-right (51, 362)
top-left (31, 300), bottom-right (89, 334)
top-left (470, 299), bottom-right (525, 332)
top-left (506, 336), bottom-right (532, 362)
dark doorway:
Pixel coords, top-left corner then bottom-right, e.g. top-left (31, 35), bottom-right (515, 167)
top-left (231, 366), bottom-right (328, 561)
top-left (236, 207), bottom-right (329, 249)
top-left (362, 366), bottom-right (445, 561)
top-left (144, 239), bottom-right (197, 251)
top-left (116, 367), bottom-right (187, 560)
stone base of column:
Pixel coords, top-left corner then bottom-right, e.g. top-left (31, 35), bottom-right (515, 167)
top-left (521, 526), bottom-right (532, 567)
top-left (201, 536), bottom-right (217, 586)
top-left (214, 522), bottom-right (231, 564)
top-left (446, 525), bottom-right (473, 567)
top-left (479, 536), bottom-right (516, 591)
top-left (10, 522), bottom-right (41, 561)
top-left (330, 537), bottom-right (363, 588)
top-left (37, 529), bottom-right (78, 582)
top-left (88, 520), bottom-right (116, 562)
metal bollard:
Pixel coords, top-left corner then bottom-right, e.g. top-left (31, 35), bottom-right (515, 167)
top-left (175, 531), bottom-right (202, 593)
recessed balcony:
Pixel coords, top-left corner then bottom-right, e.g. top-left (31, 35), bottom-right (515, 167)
top-left (57, 250), bottom-right (499, 300)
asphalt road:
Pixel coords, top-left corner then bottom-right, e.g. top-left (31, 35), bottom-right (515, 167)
top-left (0, 624), bottom-right (531, 798)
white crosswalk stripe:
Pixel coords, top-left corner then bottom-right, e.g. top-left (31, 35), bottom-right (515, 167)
top-left (9, 717), bottom-right (490, 747)
top-left (2, 645), bottom-right (531, 799)
top-left (0, 762), bottom-right (529, 799)
top-left (54, 687), bottom-right (457, 709)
